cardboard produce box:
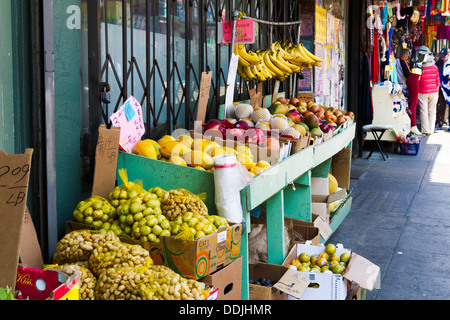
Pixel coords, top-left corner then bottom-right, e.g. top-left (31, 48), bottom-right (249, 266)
top-left (200, 256), bottom-right (243, 300)
top-left (249, 263), bottom-right (309, 300)
top-left (282, 241), bottom-right (380, 300)
top-left (66, 220), bottom-right (242, 280)
top-left (16, 266), bottom-right (80, 300)
top-left (311, 174), bottom-right (349, 239)
top-left (279, 132), bottom-right (311, 155)
top-left (286, 218), bottom-right (320, 246)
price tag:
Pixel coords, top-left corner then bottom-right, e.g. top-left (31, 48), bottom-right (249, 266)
top-left (222, 19), bottom-right (255, 44)
top-left (110, 96), bottom-right (145, 153)
top-left (92, 125), bottom-right (121, 199)
top-left (0, 149), bottom-right (33, 290)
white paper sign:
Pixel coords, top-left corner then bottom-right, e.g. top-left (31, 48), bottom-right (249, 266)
top-left (224, 53), bottom-right (239, 118)
top-left (110, 96), bottom-right (145, 153)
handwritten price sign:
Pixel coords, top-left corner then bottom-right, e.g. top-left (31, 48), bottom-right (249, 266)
top-left (0, 149), bottom-right (33, 290)
top-left (110, 96), bottom-right (145, 153)
top-left (222, 19), bottom-right (255, 44)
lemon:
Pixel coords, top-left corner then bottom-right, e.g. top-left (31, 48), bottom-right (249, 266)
top-left (158, 135), bottom-right (176, 146)
top-left (328, 173), bottom-right (339, 194)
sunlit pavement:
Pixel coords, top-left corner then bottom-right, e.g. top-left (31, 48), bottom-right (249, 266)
top-left (328, 128), bottom-right (450, 300)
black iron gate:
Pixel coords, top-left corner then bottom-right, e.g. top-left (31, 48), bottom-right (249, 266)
top-left (87, 0), bottom-right (305, 159)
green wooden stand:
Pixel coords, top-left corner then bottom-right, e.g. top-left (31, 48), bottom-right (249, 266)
top-left (117, 123), bottom-right (355, 300)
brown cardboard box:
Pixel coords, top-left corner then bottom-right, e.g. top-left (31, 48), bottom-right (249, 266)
top-left (66, 220), bottom-right (242, 280)
top-left (249, 263), bottom-right (290, 300)
top-left (286, 218), bottom-right (320, 246)
top-left (249, 262), bottom-right (310, 300)
top-left (200, 256), bottom-right (242, 300)
top-left (0, 149), bottom-right (33, 290)
top-left (280, 132), bottom-right (311, 155)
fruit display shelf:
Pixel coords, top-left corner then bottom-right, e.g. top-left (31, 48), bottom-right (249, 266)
top-left (117, 122), bottom-right (355, 300)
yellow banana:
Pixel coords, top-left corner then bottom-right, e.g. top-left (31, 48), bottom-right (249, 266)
top-left (242, 65), bottom-right (256, 80)
top-left (238, 55), bottom-right (251, 67)
top-left (299, 43), bottom-right (323, 63)
top-left (237, 44), bottom-right (261, 65)
top-left (275, 50), bottom-right (302, 73)
top-left (252, 65), bottom-right (268, 81)
top-left (259, 65), bottom-right (273, 80)
top-left (269, 41), bottom-right (279, 54)
top-left (294, 45), bottom-right (316, 67)
top-left (260, 56), bottom-right (277, 78)
top-left (262, 50), bottom-right (285, 78)
top-left (269, 51), bottom-right (292, 75)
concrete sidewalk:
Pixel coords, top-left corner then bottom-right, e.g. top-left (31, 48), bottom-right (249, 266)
top-left (328, 128), bottom-right (450, 300)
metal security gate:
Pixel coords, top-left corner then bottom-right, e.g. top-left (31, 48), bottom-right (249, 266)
top-left (87, 0), bottom-right (303, 155)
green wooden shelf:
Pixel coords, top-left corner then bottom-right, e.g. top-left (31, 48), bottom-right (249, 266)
top-left (117, 123), bottom-right (356, 300)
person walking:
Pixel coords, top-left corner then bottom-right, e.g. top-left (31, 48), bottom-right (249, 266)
top-left (418, 46), bottom-right (441, 135)
top-left (435, 48), bottom-right (450, 130)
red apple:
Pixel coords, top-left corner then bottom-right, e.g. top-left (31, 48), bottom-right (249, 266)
top-left (290, 97), bottom-right (300, 108)
top-left (308, 103), bottom-right (321, 114)
top-left (225, 128), bottom-right (245, 143)
top-left (221, 119), bottom-right (237, 129)
top-left (263, 137), bottom-right (281, 149)
top-left (277, 97), bottom-right (288, 104)
top-left (346, 111), bottom-right (355, 119)
top-left (287, 109), bottom-right (303, 124)
top-left (234, 120), bottom-right (250, 130)
top-left (244, 128), bottom-right (260, 144)
top-left (205, 119), bottom-right (222, 130)
top-left (297, 105), bottom-right (308, 114)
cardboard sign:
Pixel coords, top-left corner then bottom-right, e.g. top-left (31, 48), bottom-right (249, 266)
top-left (0, 149), bottom-right (33, 290)
top-left (222, 19), bottom-right (255, 44)
top-left (19, 208), bottom-right (44, 270)
top-left (196, 71), bottom-right (213, 123)
top-left (344, 253), bottom-right (381, 291)
top-left (313, 215), bottom-right (332, 240)
top-left (110, 96), bottom-right (145, 153)
top-left (224, 53), bottom-right (240, 118)
top-left (92, 125), bottom-right (121, 198)
top-left (273, 267), bottom-right (310, 299)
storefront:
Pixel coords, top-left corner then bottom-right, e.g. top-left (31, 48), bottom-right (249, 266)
top-left (1, 0), bottom-right (385, 301)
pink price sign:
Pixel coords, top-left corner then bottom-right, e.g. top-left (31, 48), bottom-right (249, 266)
top-left (222, 19), bottom-right (255, 44)
top-left (110, 96), bottom-right (145, 153)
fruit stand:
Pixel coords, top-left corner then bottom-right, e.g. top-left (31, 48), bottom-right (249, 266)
top-left (117, 120), bottom-right (356, 300)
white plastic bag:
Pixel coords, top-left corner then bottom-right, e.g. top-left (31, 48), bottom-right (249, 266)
top-left (213, 154), bottom-right (253, 223)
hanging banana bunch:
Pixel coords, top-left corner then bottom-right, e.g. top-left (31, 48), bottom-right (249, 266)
top-left (235, 40), bottom-right (323, 82)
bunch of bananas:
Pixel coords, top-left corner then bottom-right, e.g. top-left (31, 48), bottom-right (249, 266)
top-left (236, 41), bottom-right (323, 82)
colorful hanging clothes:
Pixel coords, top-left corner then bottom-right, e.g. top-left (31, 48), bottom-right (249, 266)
top-left (372, 31), bottom-right (380, 84)
top-left (436, 17), bottom-right (450, 39)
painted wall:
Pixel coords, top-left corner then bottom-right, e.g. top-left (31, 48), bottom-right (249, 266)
top-left (0, 0), bottom-right (14, 154)
top-left (53, 0), bottom-right (84, 240)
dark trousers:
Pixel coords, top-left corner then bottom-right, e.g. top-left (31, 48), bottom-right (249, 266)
top-left (436, 87), bottom-right (449, 127)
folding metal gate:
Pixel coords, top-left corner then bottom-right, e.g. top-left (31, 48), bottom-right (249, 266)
top-left (87, 0), bottom-right (303, 147)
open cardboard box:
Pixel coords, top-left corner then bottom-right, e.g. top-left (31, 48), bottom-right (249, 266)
top-left (67, 220), bottom-right (242, 281)
top-left (249, 262), bottom-right (310, 300)
top-left (282, 241), bottom-right (380, 300)
top-left (200, 256), bottom-right (243, 300)
top-left (279, 132), bottom-right (311, 155)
